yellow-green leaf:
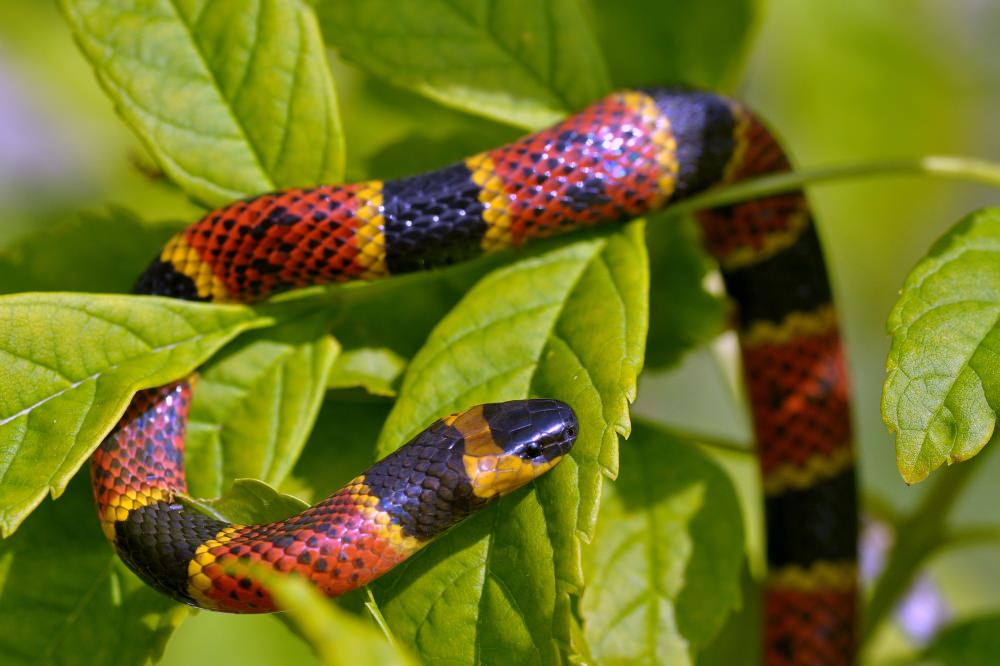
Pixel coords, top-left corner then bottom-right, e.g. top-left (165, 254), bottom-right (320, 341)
top-left (0, 292), bottom-right (269, 535)
top-left (60, 0), bottom-right (344, 206)
top-left (883, 208), bottom-right (1000, 483)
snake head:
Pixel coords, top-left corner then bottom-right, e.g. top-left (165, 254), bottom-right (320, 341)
top-left (454, 400), bottom-right (578, 499)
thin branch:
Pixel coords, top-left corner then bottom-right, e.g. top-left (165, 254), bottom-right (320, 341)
top-left (666, 155), bottom-right (1000, 219)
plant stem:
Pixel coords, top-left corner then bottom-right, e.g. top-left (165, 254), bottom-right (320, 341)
top-left (667, 155), bottom-right (1000, 218)
top-left (940, 524), bottom-right (1000, 550)
top-left (365, 587), bottom-right (396, 647)
top-left (861, 446), bottom-right (992, 644)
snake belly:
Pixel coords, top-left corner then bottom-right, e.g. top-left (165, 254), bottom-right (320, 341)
top-left (92, 87), bottom-right (857, 664)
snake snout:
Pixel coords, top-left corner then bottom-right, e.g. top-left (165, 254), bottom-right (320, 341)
top-left (525, 399), bottom-right (578, 461)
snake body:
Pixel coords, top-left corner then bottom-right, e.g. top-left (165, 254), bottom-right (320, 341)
top-left (93, 88), bottom-right (856, 664)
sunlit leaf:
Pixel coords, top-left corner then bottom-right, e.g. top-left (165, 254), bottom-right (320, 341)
top-left (268, 574), bottom-right (417, 666)
top-left (184, 310), bottom-right (340, 497)
top-left (0, 293), bottom-right (270, 535)
top-left (581, 422), bottom-right (744, 665)
top-left (315, 0), bottom-right (610, 129)
top-left (180, 478), bottom-right (309, 525)
top-left (328, 347), bottom-right (407, 397)
top-left (60, 0), bottom-right (344, 206)
top-left (883, 208), bottom-right (1000, 483)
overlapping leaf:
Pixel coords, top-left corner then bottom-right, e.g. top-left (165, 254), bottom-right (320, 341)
top-left (370, 225), bottom-right (648, 663)
top-left (581, 422), bottom-right (744, 665)
top-left (0, 477), bottom-right (187, 666)
top-left (591, 0), bottom-right (758, 90)
top-left (0, 293), bottom-right (270, 535)
top-left (267, 574), bottom-right (417, 666)
top-left (883, 208), bottom-right (1000, 482)
top-left (0, 209), bottom-right (179, 296)
top-left (919, 614), bottom-right (1000, 666)
top-left (61, 0), bottom-right (344, 206)
top-left (327, 347), bottom-right (407, 397)
top-left (183, 310), bottom-right (340, 498)
top-left (315, 0), bottom-right (610, 129)
top-left (644, 214), bottom-right (726, 369)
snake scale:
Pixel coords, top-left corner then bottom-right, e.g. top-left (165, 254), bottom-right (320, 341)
top-left (91, 88), bottom-right (857, 665)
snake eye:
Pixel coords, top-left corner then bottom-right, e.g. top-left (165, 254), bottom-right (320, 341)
top-left (522, 444), bottom-right (542, 459)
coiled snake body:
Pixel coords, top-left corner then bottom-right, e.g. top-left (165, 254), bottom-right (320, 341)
top-left (92, 88), bottom-right (857, 665)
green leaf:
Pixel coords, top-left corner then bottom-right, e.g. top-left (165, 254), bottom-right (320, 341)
top-left (328, 347), bottom-right (407, 397)
top-left (180, 478), bottom-right (309, 524)
top-left (581, 421), bottom-right (744, 665)
top-left (0, 475), bottom-right (187, 666)
top-left (371, 225), bottom-right (648, 663)
top-left (315, 0), bottom-right (611, 129)
top-left (698, 566), bottom-right (761, 666)
top-left (184, 311), bottom-right (340, 498)
top-left (60, 0), bottom-right (344, 206)
top-left (882, 208), bottom-right (1000, 483)
top-left (266, 573), bottom-right (417, 666)
top-left (645, 215), bottom-right (727, 369)
top-left (293, 398), bottom-right (391, 504)
top-left (591, 0), bottom-right (759, 90)
top-left (0, 209), bottom-right (179, 295)
top-left (329, 255), bottom-right (507, 358)
top-left (0, 293), bottom-right (270, 535)
top-left (920, 613), bottom-right (1000, 666)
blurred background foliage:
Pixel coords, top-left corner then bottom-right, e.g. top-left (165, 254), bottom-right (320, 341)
top-left (1, 0), bottom-right (999, 663)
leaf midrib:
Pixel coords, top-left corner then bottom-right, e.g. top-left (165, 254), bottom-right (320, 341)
top-left (164, 0), bottom-right (274, 188)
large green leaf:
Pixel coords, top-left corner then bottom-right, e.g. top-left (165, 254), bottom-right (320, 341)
top-left (315, 0), bottom-right (610, 129)
top-left (0, 475), bottom-right (186, 666)
top-left (0, 209), bottom-right (179, 295)
top-left (370, 225), bottom-right (648, 664)
top-left (184, 310), bottom-right (340, 498)
top-left (919, 614), bottom-right (1000, 666)
top-left (60, 0), bottom-right (344, 206)
top-left (883, 208), bottom-right (1000, 483)
top-left (581, 422), bottom-right (744, 665)
top-left (591, 0), bottom-right (759, 90)
top-left (0, 292), bottom-right (270, 535)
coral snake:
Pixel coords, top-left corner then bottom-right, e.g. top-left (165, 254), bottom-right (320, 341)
top-left (92, 87), bottom-right (857, 665)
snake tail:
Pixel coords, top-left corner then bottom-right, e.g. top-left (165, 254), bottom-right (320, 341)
top-left (96, 87), bottom-right (856, 663)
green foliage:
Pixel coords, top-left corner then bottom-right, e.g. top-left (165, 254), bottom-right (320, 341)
top-left (581, 422), bottom-right (743, 665)
top-left (180, 478), bottom-right (310, 525)
top-left (369, 224), bottom-right (647, 663)
top-left (0, 476), bottom-right (187, 666)
top-left (0, 292), bottom-right (270, 535)
top-left (314, 0), bottom-right (610, 129)
top-left (918, 613), bottom-right (1000, 666)
top-left (0, 209), bottom-right (179, 295)
top-left (268, 576), bottom-right (417, 666)
top-left (883, 208), bottom-right (1000, 483)
top-left (184, 310), bottom-right (340, 496)
top-left (17, 0), bottom-right (1000, 664)
top-left (327, 347), bottom-right (407, 397)
top-left (60, 0), bottom-right (344, 206)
